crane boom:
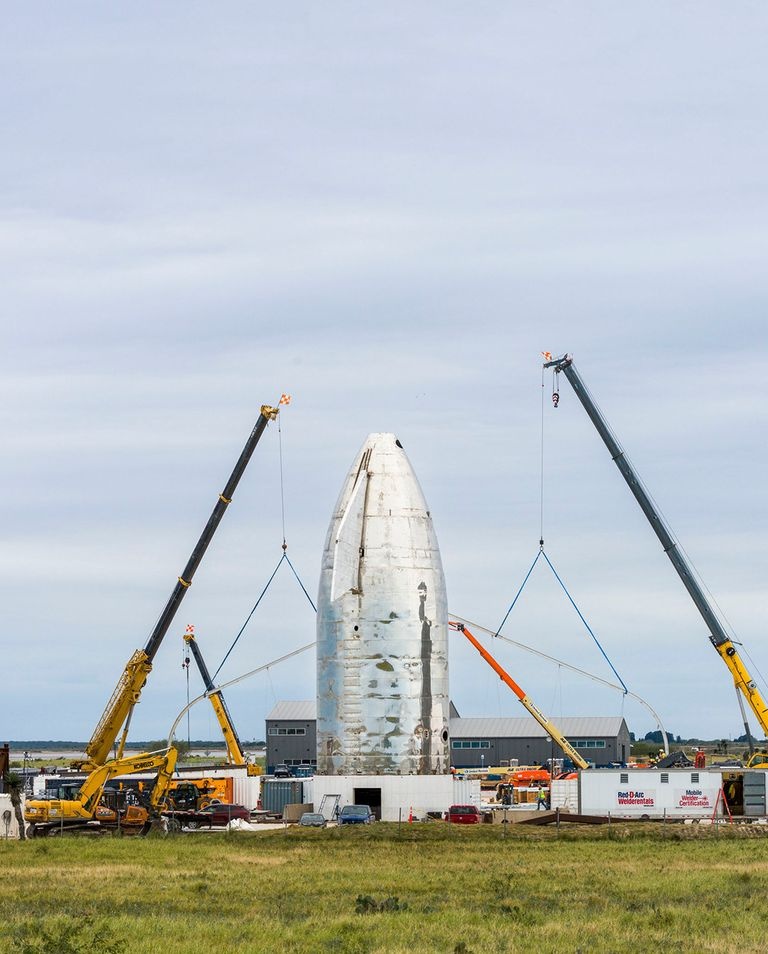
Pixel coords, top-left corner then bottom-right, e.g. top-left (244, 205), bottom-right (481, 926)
top-left (449, 621), bottom-right (589, 770)
top-left (183, 626), bottom-right (249, 768)
top-left (544, 353), bottom-right (768, 739)
top-left (84, 404), bottom-right (280, 768)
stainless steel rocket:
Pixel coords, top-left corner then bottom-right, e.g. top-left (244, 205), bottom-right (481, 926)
top-left (316, 433), bottom-right (450, 775)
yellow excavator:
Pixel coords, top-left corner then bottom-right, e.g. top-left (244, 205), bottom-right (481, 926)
top-left (25, 404), bottom-right (280, 836)
top-left (544, 354), bottom-right (768, 767)
top-left (183, 625), bottom-right (261, 775)
top-left (25, 747), bottom-right (178, 836)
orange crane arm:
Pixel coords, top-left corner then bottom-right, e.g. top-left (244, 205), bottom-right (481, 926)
top-left (449, 621), bottom-right (589, 771)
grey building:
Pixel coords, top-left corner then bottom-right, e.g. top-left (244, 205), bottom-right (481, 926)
top-left (266, 703), bottom-right (631, 772)
top-left (266, 701), bottom-right (317, 773)
top-left (449, 716), bottom-right (632, 768)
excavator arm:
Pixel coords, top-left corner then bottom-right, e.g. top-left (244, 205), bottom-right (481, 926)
top-left (450, 621), bottom-right (589, 771)
top-left (25, 747), bottom-right (178, 830)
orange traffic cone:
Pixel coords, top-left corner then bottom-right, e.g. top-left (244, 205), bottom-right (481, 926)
top-left (408, 805), bottom-right (414, 823)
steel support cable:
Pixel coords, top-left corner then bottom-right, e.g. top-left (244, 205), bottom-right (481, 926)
top-left (211, 551), bottom-right (317, 682)
top-left (493, 549), bottom-right (544, 637)
top-left (538, 549), bottom-right (628, 694)
top-left (168, 641), bottom-right (316, 747)
top-left (211, 415), bottom-right (317, 679)
top-left (179, 618), bottom-right (670, 756)
top-left (492, 546), bottom-right (628, 694)
top-left (451, 612), bottom-right (669, 754)
top-left (211, 553), bottom-right (285, 681)
top-left (283, 552), bottom-right (317, 612)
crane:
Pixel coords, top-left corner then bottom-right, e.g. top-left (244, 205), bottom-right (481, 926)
top-left (543, 353), bottom-right (768, 752)
top-left (25, 403), bottom-right (280, 834)
top-left (449, 621), bottom-right (589, 771)
top-left (183, 624), bottom-right (260, 775)
top-left (82, 404), bottom-right (280, 770)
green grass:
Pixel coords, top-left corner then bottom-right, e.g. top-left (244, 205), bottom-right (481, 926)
top-left (1, 823), bottom-right (767, 953)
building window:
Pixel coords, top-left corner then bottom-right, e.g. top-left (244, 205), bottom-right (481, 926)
top-left (573, 740), bottom-right (606, 749)
top-left (268, 727), bottom-right (307, 736)
top-left (451, 740), bottom-right (490, 749)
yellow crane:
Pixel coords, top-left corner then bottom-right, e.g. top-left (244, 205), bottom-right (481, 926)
top-left (25, 404), bottom-right (280, 835)
top-left (183, 625), bottom-right (261, 775)
top-left (545, 354), bottom-right (768, 763)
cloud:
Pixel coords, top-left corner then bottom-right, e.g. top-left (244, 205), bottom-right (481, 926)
top-left (2, 4), bottom-right (768, 744)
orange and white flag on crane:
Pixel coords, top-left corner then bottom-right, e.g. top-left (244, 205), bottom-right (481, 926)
top-left (541, 351), bottom-right (552, 361)
top-left (279, 393), bottom-right (292, 406)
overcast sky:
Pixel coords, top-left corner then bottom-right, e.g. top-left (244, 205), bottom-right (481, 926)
top-left (3, 3), bottom-right (768, 749)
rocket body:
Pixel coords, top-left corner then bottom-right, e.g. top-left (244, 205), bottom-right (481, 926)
top-left (316, 433), bottom-right (449, 775)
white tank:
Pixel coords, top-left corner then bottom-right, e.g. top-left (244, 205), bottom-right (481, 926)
top-left (316, 433), bottom-right (450, 775)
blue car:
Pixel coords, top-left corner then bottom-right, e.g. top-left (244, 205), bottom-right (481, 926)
top-left (338, 804), bottom-right (375, 825)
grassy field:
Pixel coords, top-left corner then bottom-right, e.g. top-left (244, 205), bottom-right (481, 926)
top-left (1, 823), bottom-right (767, 953)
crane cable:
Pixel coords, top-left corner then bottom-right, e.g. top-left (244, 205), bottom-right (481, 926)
top-left (211, 404), bottom-right (316, 682)
top-left (453, 612), bottom-right (668, 753)
top-left (168, 641), bottom-right (316, 746)
top-left (540, 363), bottom-right (546, 547)
top-left (278, 405), bottom-right (287, 551)
top-left (494, 361), bottom-right (628, 693)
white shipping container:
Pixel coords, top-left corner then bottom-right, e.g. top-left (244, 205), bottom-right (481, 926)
top-left (578, 769), bottom-right (726, 818)
top-left (550, 778), bottom-right (578, 813)
top-left (231, 774), bottom-right (261, 811)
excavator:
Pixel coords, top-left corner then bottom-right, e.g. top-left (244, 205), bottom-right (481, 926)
top-left (182, 624), bottom-right (261, 776)
top-left (449, 620), bottom-right (589, 793)
top-left (25, 404), bottom-right (280, 836)
top-left (25, 747), bottom-right (178, 836)
top-left (544, 354), bottom-right (768, 767)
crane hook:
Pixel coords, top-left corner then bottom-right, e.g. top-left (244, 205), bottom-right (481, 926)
top-left (552, 391), bottom-right (560, 408)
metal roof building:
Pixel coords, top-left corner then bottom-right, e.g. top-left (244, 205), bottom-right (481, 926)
top-left (266, 703), bottom-right (631, 772)
top-left (449, 716), bottom-right (631, 768)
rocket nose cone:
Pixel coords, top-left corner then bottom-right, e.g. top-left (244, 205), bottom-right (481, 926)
top-left (360, 432), bottom-right (404, 454)
top-left (331, 432), bottom-right (427, 522)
